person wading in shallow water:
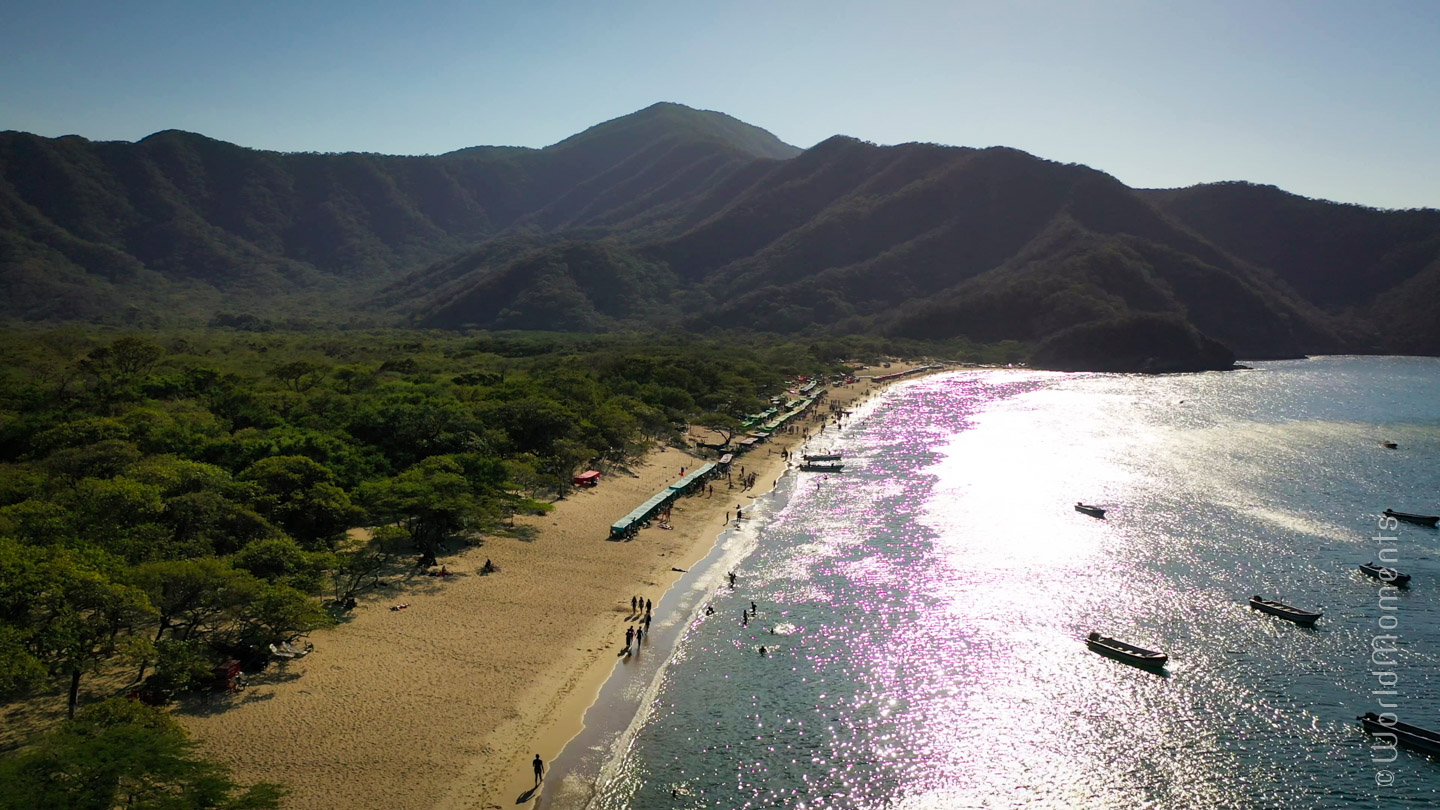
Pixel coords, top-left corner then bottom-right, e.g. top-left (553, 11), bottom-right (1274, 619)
top-left (533, 754), bottom-right (544, 785)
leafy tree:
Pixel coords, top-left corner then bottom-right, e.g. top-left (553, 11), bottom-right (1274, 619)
top-left (234, 583), bottom-right (331, 648)
top-left (238, 456), bottom-right (361, 549)
top-left (19, 551), bottom-right (156, 717)
top-left (40, 440), bottom-right (144, 487)
top-left (546, 438), bottom-right (596, 499)
top-left (0, 625), bottom-right (47, 697)
top-left (130, 558), bottom-right (259, 644)
top-left (78, 337), bottom-right (165, 390)
top-left (268, 360), bottom-right (327, 393)
top-left (230, 538), bottom-right (331, 593)
top-left (696, 412), bottom-right (743, 449)
top-left (144, 639), bottom-right (221, 700)
top-left (331, 543), bottom-right (395, 605)
top-left (362, 455), bottom-right (487, 564)
top-left (0, 697), bottom-right (283, 810)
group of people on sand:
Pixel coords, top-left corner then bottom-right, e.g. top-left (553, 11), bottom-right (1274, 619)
top-left (623, 596), bottom-right (653, 654)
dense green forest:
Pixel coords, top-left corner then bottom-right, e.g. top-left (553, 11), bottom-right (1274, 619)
top-left (5, 104), bottom-right (1439, 362)
top-left (0, 327), bottom-right (986, 803)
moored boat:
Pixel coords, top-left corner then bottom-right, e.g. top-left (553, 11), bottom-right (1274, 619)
top-left (1359, 712), bottom-right (1440, 756)
top-left (1248, 596), bottom-right (1322, 626)
top-left (1385, 509), bottom-right (1440, 527)
top-left (1382, 441), bottom-right (1398, 449)
top-left (1359, 562), bottom-right (1412, 586)
top-left (802, 453), bottom-right (842, 462)
top-left (1074, 503), bottom-right (1106, 519)
top-left (1085, 632), bottom-right (1167, 668)
top-left (800, 462), bottom-right (844, 473)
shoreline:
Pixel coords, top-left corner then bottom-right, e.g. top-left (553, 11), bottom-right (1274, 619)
top-left (179, 363), bottom-right (945, 810)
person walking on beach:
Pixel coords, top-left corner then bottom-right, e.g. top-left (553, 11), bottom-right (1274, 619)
top-left (631, 596), bottom-right (637, 614)
top-left (645, 598), bottom-right (652, 614)
top-left (625, 625), bottom-right (634, 648)
top-left (636, 626), bottom-right (644, 645)
top-left (533, 754), bottom-right (544, 785)
top-left (644, 613), bottom-right (651, 632)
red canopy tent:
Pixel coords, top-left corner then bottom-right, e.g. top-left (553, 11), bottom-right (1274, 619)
top-left (212, 659), bottom-right (243, 692)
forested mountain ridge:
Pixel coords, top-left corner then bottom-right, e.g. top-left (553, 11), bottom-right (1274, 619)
top-left (406, 138), bottom-right (1362, 357)
top-left (4, 102), bottom-right (1439, 357)
top-left (1142, 182), bottom-right (1440, 353)
top-left (0, 103), bottom-right (795, 322)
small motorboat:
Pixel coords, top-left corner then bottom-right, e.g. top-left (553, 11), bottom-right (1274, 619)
top-left (800, 462), bottom-right (844, 473)
top-left (1382, 441), bottom-right (1398, 449)
top-left (802, 453), bottom-right (842, 462)
top-left (1359, 712), bottom-right (1440, 756)
top-left (1085, 632), bottom-right (1167, 669)
top-left (1249, 596), bottom-right (1322, 626)
top-left (1074, 503), bottom-right (1106, 519)
top-left (1359, 562), bottom-right (1412, 586)
top-left (1385, 509), bottom-right (1440, 527)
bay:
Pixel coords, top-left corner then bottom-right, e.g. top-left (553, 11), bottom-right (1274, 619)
top-left (571, 357), bottom-right (1440, 809)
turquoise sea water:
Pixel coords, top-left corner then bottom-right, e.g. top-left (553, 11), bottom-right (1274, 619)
top-left (554, 357), bottom-right (1440, 809)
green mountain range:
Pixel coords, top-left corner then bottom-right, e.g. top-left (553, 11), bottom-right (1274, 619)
top-left (4, 102), bottom-right (1438, 358)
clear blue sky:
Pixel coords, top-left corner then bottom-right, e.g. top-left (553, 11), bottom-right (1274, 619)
top-left (3, 0), bottom-right (1437, 209)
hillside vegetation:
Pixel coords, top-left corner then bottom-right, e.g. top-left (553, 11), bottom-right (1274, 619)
top-left (4, 103), bottom-right (1440, 362)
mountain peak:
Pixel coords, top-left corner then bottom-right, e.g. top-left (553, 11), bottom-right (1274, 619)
top-left (546, 102), bottom-right (801, 161)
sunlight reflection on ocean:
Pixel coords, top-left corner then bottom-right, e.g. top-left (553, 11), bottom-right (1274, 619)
top-left (590, 358), bottom-right (1440, 809)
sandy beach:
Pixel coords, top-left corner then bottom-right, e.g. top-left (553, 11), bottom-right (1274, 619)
top-left (180, 364), bottom-right (939, 809)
